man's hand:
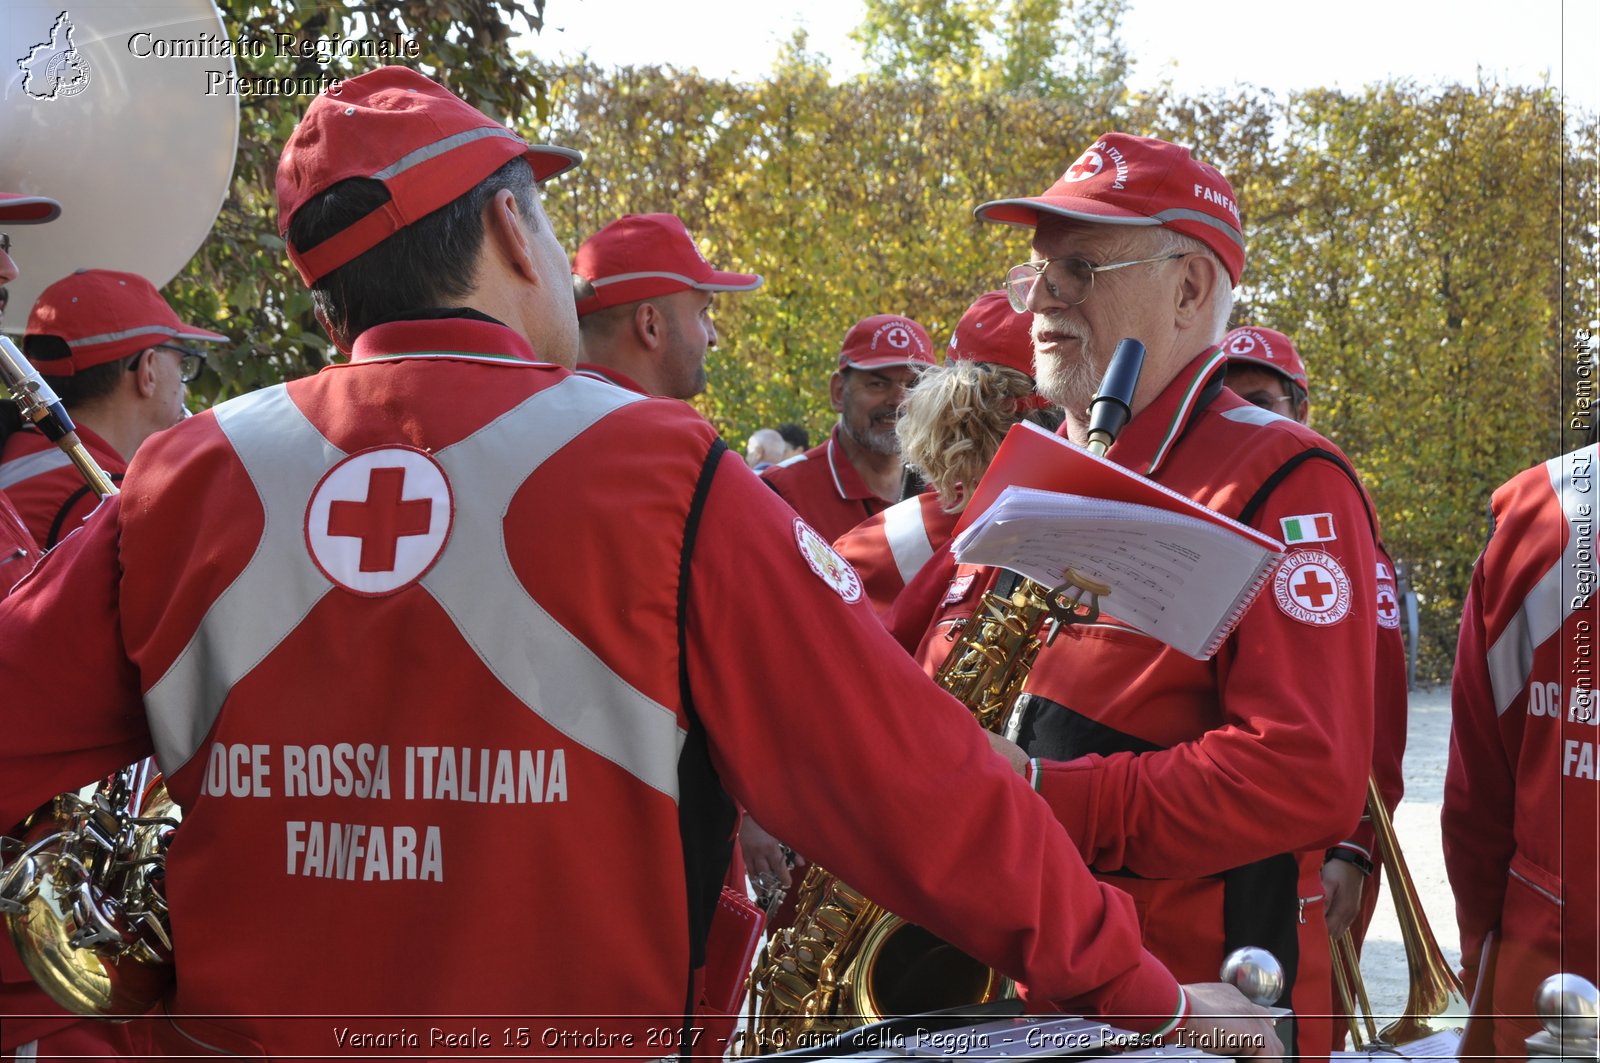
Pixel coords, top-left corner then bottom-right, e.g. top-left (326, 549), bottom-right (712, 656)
top-left (1174, 982), bottom-right (1284, 1060)
top-left (1321, 856), bottom-right (1365, 939)
top-left (741, 815), bottom-right (804, 891)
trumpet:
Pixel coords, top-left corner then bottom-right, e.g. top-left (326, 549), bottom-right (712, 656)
top-left (1330, 776), bottom-right (1468, 1049)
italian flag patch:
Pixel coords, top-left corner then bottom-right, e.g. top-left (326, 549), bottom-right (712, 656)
top-left (1280, 512), bottom-right (1336, 544)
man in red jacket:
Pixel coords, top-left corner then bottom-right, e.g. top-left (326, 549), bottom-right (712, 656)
top-left (1222, 325), bottom-right (1411, 1042)
top-left (1444, 444), bottom-right (1598, 1057)
top-left (0, 72), bottom-right (1277, 1060)
top-left (0, 269), bottom-right (226, 547)
top-left (911, 132), bottom-right (1381, 1060)
top-left (761, 314), bottom-right (935, 541)
top-left (572, 212), bottom-right (761, 399)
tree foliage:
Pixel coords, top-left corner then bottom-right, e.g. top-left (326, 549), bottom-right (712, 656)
top-left (155, 4), bottom-right (1595, 680)
top-left (167, 0), bottom-right (553, 402)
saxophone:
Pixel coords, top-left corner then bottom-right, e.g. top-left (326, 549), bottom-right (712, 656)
top-left (739, 340), bottom-right (1147, 1055)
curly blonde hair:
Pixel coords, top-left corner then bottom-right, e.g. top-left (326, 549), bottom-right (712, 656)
top-left (897, 360), bottom-right (1040, 513)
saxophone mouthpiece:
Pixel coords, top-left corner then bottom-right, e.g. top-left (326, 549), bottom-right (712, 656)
top-left (1086, 338), bottom-right (1146, 455)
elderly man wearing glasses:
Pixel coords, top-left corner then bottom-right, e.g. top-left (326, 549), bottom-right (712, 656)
top-left (0, 268), bottom-right (226, 547)
top-left (912, 132), bottom-right (1386, 1060)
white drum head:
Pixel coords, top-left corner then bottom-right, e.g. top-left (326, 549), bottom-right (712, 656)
top-left (0, 1), bottom-right (238, 331)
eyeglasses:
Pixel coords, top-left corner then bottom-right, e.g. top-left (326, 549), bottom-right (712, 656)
top-left (0, 233), bottom-right (10, 256)
top-left (1240, 391), bottom-right (1297, 412)
top-left (138, 344), bottom-right (207, 384)
top-left (1004, 252), bottom-right (1192, 312)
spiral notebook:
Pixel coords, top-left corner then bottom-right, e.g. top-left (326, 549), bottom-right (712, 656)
top-left (951, 422), bottom-right (1283, 659)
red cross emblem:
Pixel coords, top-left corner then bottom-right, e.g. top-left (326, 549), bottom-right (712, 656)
top-left (1376, 585), bottom-right (1400, 629)
top-left (1291, 568), bottom-right (1335, 608)
top-left (306, 447), bottom-right (453, 596)
top-left (327, 467), bottom-right (433, 572)
top-left (1065, 151), bottom-right (1103, 182)
top-left (1273, 550), bottom-right (1352, 627)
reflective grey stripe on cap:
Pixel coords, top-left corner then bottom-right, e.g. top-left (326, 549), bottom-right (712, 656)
top-left (373, 125), bottom-right (526, 181)
top-left (1149, 207), bottom-right (1246, 251)
top-left (143, 373), bottom-right (686, 798)
top-left (1485, 451), bottom-right (1597, 716)
top-left (883, 497), bottom-right (935, 585)
top-left (0, 446), bottom-right (73, 489)
top-left (65, 323), bottom-right (195, 351)
top-left (588, 269), bottom-right (762, 294)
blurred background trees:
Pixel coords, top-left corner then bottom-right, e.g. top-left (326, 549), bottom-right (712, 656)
top-left (178, 0), bottom-right (1597, 680)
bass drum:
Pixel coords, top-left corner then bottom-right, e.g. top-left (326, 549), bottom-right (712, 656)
top-left (0, 0), bottom-right (238, 327)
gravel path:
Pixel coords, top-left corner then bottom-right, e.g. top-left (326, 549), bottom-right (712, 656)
top-left (1355, 684), bottom-right (1462, 1028)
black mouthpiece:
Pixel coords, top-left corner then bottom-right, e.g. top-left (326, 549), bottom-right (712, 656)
top-left (1087, 338), bottom-right (1146, 447)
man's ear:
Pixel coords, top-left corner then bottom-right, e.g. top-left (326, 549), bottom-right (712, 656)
top-left (829, 370), bottom-right (847, 413)
top-left (632, 301), bottom-right (663, 351)
top-left (130, 349), bottom-right (159, 398)
top-left (1173, 252), bottom-right (1221, 328)
top-left (484, 189), bottom-right (539, 285)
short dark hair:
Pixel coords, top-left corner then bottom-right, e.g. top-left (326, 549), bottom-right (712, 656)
top-left (287, 156), bottom-right (538, 342)
top-left (23, 334), bottom-right (133, 406)
top-left (775, 422), bottom-right (808, 450)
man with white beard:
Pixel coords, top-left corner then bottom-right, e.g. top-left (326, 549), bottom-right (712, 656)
top-left (761, 313), bottom-right (934, 542)
top-left (909, 131), bottom-right (1383, 1060)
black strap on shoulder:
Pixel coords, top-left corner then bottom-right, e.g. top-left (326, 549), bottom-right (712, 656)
top-left (675, 436), bottom-right (738, 1051)
top-left (45, 473), bottom-right (122, 549)
top-left (1236, 447), bottom-right (1377, 541)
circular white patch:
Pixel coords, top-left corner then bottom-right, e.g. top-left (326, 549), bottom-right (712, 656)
top-left (1227, 332), bottom-right (1259, 356)
top-left (794, 519), bottom-right (862, 603)
top-left (305, 447), bottom-right (453, 596)
top-left (1065, 150), bottom-right (1104, 182)
top-left (1273, 549), bottom-right (1352, 626)
top-left (1376, 583), bottom-right (1401, 630)
top-left (884, 325), bottom-right (911, 349)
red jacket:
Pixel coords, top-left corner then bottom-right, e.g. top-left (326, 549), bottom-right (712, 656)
top-left (0, 423), bottom-right (125, 548)
top-left (912, 350), bottom-right (1379, 1058)
top-left (1444, 445), bottom-right (1599, 1056)
top-left (0, 491), bottom-right (36, 595)
top-left (761, 426), bottom-right (892, 542)
top-left (0, 316), bottom-right (1188, 1059)
top-left (833, 491), bottom-right (959, 618)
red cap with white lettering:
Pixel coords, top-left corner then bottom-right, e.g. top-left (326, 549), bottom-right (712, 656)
top-left (974, 131), bottom-right (1245, 285)
top-left (1222, 325), bottom-right (1308, 394)
top-left (838, 314), bottom-right (935, 371)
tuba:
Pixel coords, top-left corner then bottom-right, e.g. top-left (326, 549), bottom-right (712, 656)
top-left (740, 341), bottom-right (1147, 1055)
top-left (0, 0), bottom-right (237, 1016)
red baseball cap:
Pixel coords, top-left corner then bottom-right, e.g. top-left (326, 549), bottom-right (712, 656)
top-left (947, 291), bottom-right (1035, 379)
top-left (1222, 326), bottom-right (1308, 394)
top-left (572, 213), bottom-right (762, 317)
top-left (24, 269), bottom-right (227, 375)
top-left (837, 314), bottom-right (935, 371)
top-left (276, 67), bottom-right (582, 286)
top-left (0, 193), bottom-right (61, 224)
top-left (974, 132), bottom-right (1246, 286)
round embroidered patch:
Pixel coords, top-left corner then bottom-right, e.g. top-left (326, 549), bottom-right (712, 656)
top-left (1375, 582), bottom-right (1401, 630)
top-left (794, 519), bottom-right (863, 603)
top-left (1273, 549), bottom-right (1352, 626)
top-left (305, 446), bottom-right (454, 596)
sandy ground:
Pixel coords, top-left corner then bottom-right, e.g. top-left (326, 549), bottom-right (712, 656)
top-left (1352, 684), bottom-right (1462, 1028)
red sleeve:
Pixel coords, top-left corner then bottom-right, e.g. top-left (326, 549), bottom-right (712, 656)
top-left (686, 449), bottom-right (1185, 1029)
top-left (1032, 459), bottom-right (1376, 877)
top-left (0, 498), bottom-right (151, 830)
top-left (1441, 563), bottom-right (1516, 989)
top-left (832, 508), bottom-right (904, 617)
top-left (1335, 619), bottom-right (1409, 864)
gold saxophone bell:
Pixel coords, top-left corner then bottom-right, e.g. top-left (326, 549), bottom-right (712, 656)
top-left (1, 770), bottom-right (180, 1016)
top-left (1331, 776), bottom-right (1469, 1049)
